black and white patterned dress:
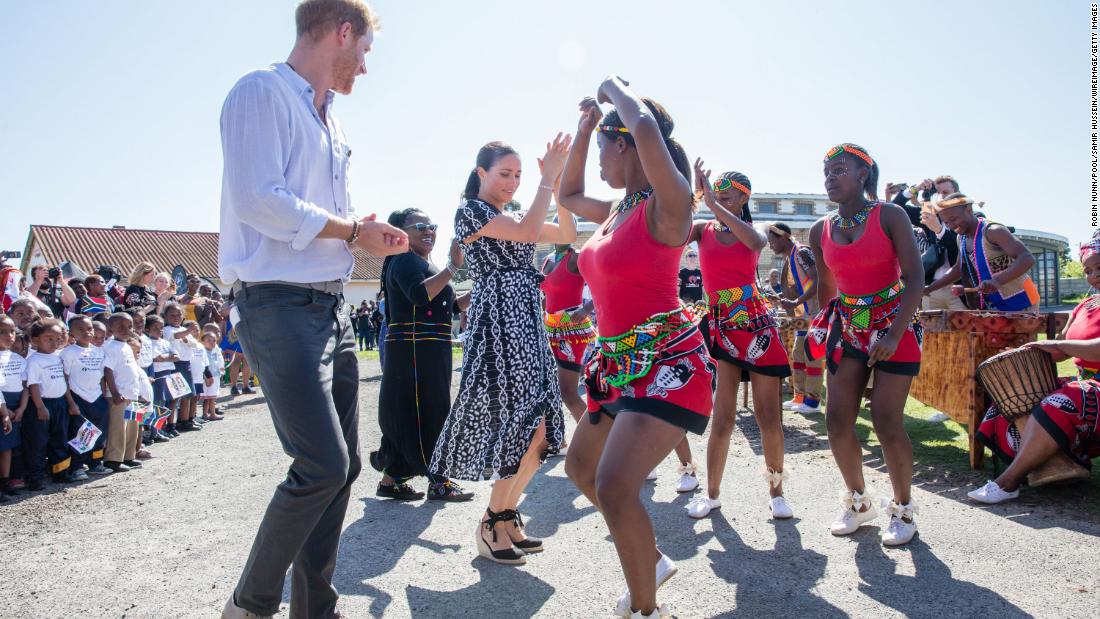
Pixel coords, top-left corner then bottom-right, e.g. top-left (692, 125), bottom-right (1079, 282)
top-left (430, 199), bottom-right (564, 481)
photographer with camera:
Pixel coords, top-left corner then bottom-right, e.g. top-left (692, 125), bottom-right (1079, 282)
top-left (887, 176), bottom-right (966, 311)
top-left (26, 265), bottom-right (77, 318)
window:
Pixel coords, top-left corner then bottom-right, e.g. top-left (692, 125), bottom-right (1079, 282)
top-left (1029, 248), bottom-right (1060, 307)
top-left (794, 202), bottom-right (814, 216)
top-left (755, 201), bottom-right (778, 214)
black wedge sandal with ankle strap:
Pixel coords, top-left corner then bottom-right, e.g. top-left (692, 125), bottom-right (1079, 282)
top-left (475, 508), bottom-right (526, 565)
top-left (502, 509), bottom-right (543, 553)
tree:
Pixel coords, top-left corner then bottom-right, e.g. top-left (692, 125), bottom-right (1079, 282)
top-left (1061, 245), bottom-right (1084, 278)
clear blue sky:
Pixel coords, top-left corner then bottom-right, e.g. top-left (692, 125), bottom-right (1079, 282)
top-left (0, 1), bottom-right (1088, 265)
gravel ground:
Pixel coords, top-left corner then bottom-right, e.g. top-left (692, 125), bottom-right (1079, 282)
top-left (3, 358), bottom-right (1099, 618)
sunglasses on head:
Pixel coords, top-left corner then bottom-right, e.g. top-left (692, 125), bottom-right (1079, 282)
top-left (404, 223), bottom-right (438, 232)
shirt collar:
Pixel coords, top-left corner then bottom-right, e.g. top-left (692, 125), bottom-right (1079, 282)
top-left (274, 63), bottom-right (336, 111)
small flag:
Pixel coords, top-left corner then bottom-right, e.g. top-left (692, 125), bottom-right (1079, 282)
top-left (67, 418), bottom-right (102, 454)
top-left (165, 372), bottom-right (191, 400)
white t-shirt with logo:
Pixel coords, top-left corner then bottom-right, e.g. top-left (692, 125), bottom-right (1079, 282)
top-left (138, 334), bottom-right (154, 370)
top-left (0, 350), bottom-right (28, 394)
top-left (103, 340), bottom-right (142, 401)
top-left (149, 337), bottom-right (176, 373)
top-left (59, 344), bottom-right (105, 403)
top-left (162, 325), bottom-right (192, 360)
top-left (190, 342), bottom-right (208, 384)
top-left (26, 351), bottom-right (68, 399)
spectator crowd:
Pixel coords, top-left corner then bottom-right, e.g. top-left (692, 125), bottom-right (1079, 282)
top-left (0, 260), bottom-right (257, 499)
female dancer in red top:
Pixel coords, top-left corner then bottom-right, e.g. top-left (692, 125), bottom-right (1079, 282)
top-left (559, 77), bottom-right (712, 619)
top-left (807, 143), bottom-right (924, 547)
top-left (541, 244), bottom-right (595, 429)
top-left (682, 160), bottom-right (793, 521)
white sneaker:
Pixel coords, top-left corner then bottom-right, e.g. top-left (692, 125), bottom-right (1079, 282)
top-left (782, 398), bottom-right (801, 411)
top-left (967, 480), bottom-right (1019, 504)
top-left (830, 490), bottom-right (878, 536)
top-left (615, 553), bottom-right (678, 616)
top-left (881, 500), bottom-right (918, 546)
top-left (646, 467), bottom-right (659, 482)
top-left (630, 605), bottom-right (670, 618)
top-left (794, 402), bottom-right (820, 414)
top-left (687, 496), bottom-right (721, 519)
top-left (656, 552), bottom-right (677, 588)
top-left (769, 496), bottom-right (794, 519)
top-left (675, 463), bottom-right (699, 493)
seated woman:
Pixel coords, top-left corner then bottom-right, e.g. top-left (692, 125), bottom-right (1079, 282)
top-left (969, 232), bottom-right (1100, 503)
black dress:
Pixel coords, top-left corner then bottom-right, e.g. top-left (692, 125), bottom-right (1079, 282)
top-left (430, 199), bottom-right (563, 481)
top-left (372, 252), bottom-right (457, 481)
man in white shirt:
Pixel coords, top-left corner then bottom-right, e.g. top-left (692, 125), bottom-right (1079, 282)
top-left (218, 2), bottom-right (406, 618)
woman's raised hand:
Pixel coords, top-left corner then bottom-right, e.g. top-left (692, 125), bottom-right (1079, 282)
top-left (448, 238), bottom-right (465, 270)
top-left (577, 97), bottom-right (602, 134)
top-left (693, 157), bottom-right (714, 205)
top-left (539, 132), bottom-right (573, 183)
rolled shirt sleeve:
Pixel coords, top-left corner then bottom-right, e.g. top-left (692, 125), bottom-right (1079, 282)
top-left (220, 79), bottom-right (332, 251)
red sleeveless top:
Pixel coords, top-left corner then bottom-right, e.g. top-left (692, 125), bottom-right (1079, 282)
top-left (697, 222), bottom-right (758, 292)
top-left (578, 199), bottom-right (683, 335)
top-left (821, 203), bottom-right (900, 295)
top-left (540, 250), bottom-right (585, 313)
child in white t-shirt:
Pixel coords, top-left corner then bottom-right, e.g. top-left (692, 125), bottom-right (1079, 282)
top-left (187, 327), bottom-right (208, 426)
top-left (24, 319), bottom-right (79, 487)
top-left (59, 316), bottom-right (109, 477)
top-left (102, 313), bottom-right (143, 471)
top-left (163, 306), bottom-right (200, 432)
top-left (0, 315), bottom-right (28, 498)
top-left (200, 332), bottom-right (224, 421)
top-left (145, 315), bottom-right (180, 437)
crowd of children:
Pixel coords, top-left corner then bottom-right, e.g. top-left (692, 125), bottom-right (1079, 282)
top-left (0, 264), bottom-right (251, 500)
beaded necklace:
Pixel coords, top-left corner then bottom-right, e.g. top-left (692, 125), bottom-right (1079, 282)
top-left (613, 187), bottom-right (654, 216)
top-left (831, 202), bottom-right (874, 229)
top-left (713, 221), bottom-right (731, 233)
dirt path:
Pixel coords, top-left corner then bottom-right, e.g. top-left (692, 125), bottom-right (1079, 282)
top-left (3, 358), bottom-right (1099, 618)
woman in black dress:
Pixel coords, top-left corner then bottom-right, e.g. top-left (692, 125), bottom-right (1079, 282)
top-left (371, 209), bottom-right (473, 502)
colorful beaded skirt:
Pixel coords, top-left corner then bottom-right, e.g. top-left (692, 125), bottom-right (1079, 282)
top-left (701, 284), bottom-right (791, 377)
top-left (806, 280), bottom-right (922, 376)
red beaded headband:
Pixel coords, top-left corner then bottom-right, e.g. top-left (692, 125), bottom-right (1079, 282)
top-left (824, 145), bottom-right (874, 168)
top-left (713, 177), bottom-right (751, 196)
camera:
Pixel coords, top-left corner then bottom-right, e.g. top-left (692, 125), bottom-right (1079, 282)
top-left (48, 267), bottom-right (61, 279)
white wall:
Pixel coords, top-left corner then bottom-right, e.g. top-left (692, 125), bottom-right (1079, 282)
top-left (344, 280), bottom-right (381, 306)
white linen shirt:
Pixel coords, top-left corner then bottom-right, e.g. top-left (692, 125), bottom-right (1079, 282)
top-left (218, 63), bottom-right (356, 285)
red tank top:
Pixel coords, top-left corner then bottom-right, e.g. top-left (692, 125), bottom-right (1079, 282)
top-left (697, 222), bottom-right (759, 292)
top-left (540, 250), bottom-right (585, 313)
top-left (1068, 296), bottom-right (1100, 372)
top-left (578, 199), bottom-right (682, 335)
top-left (822, 203), bottom-right (900, 295)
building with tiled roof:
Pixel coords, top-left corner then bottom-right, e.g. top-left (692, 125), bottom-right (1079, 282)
top-left (20, 225), bottom-right (384, 304)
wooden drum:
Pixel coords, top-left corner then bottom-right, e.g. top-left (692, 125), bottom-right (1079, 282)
top-left (976, 347), bottom-right (1090, 487)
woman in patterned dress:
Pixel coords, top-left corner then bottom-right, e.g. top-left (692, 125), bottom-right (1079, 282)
top-left (430, 135), bottom-right (575, 566)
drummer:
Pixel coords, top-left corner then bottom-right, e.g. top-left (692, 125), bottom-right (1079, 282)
top-left (969, 232), bottom-right (1100, 503)
top-left (923, 193), bottom-right (1040, 312)
top-left (767, 222), bottom-right (824, 414)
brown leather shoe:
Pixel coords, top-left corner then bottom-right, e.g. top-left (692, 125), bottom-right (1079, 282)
top-left (221, 596), bottom-right (274, 619)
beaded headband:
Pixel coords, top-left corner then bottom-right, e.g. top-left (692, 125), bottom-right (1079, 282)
top-left (596, 124), bottom-right (630, 134)
top-left (768, 224), bottom-right (791, 238)
top-left (824, 145), bottom-right (874, 168)
top-left (713, 177), bottom-right (751, 196)
top-left (1080, 229), bottom-right (1100, 263)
